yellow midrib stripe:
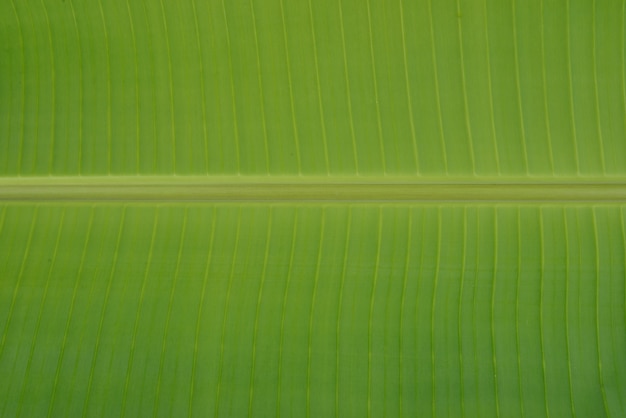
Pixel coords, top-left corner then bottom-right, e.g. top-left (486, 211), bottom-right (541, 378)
top-left (1, 176), bottom-right (626, 202)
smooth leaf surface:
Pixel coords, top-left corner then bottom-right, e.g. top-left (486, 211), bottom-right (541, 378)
top-left (1, 0), bottom-right (626, 176)
top-left (0, 203), bottom-right (625, 417)
top-left (0, 0), bottom-right (625, 417)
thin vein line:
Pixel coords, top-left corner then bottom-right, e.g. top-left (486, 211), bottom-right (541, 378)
top-left (67, 0), bottom-right (83, 175)
top-left (482, 0), bottom-right (501, 174)
top-left (606, 209), bottom-right (626, 415)
top-left (214, 209), bottom-right (241, 417)
top-left (458, 207), bottom-right (468, 417)
top-left (368, 208), bottom-right (384, 417)
top-left (338, 0), bottom-right (359, 173)
top-left (138, 0), bottom-right (157, 172)
top-left (121, 208), bottom-right (159, 418)
top-left (563, 209), bottom-right (577, 417)
top-left (398, 0), bottom-right (419, 173)
top-left (0, 207), bottom-right (7, 243)
top-left (381, 211), bottom-right (398, 415)
top-left (125, 1), bottom-right (140, 174)
top-left (539, 1), bottom-right (556, 175)
top-left (565, 0), bottom-right (581, 174)
top-left (307, 0), bottom-right (330, 174)
top-left (153, 208), bottom-right (188, 416)
top-left (248, 207), bottom-right (273, 416)
top-left (621, 208), bottom-right (626, 359)
top-left (427, 0), bottom-right (448, 173)
top-left (16, 208), bottom-right (65, 417)
top-left (615, 205), bottom-right (626, 418)
top-left (398, 208), bottom-right (412, 416)
top-left (101, 282), bottom-right (129, 416)
top-left (188, 207), bottom-right (217, 417)
top-left (538, 208), bottom-right (551, 418)
top-left (10, 0), bottom-right (25, 175)
top-left (306, 208), bottom-right (325, 417)
top-left (515, 209), bottom-right (525, 417)
top-left (471, 210), bottom-right (481, 412)
top-left (92, 228), bottom-right (134, 411)
top-left (511, 0), bottom-right (529, 174)
top-left (622, 0), bottom-right (626, 154)
top-left (591, 0), bottom-right (607, 174)
top-left (456, 0), bottom-right (476, 174)
top-left (0, 206), bottom-right (38, 362)
top-left (47, 208), bottom-right (94, 418)
top-left (159, 0), bottom-right (177, 173)
top-left (591, 208), bottom-right (610, 416)
top-left (277, 210), bottom-right (299, 416)
top-left (59, 4), bottom-right (72, 175)
top-left (26, 1), bottom-right (40, 174)
top-left (3, 4), bottom-right (14, 175)
top-left (220, 1), bottom-right (241, 173)
top-left (249, 0), bottom-right (271, 174)
top-left (41, 0), bottom-right (55, 174)
top-left (279, 0), bottom-right (302, 174)
top-left (575, 210), bottom-right (585, 413)
top-left (64, 208), bottom-right (110, 411)
top-left (81, 207), bottom-right (126, 418)
top-left (415, 209), bottom-right (428, 407)
top-left (97, 0), bottom-right (111, 174)
top-left (335, 208), bottom-right (351, 416)
top-left (189, 1), bottom-right (209, 174)
top-left (491, 207), bottom-right (501, 417)
top-left (0, 206), bottom-right (10, 330)
top-left (203, 5), bottom-right (225, 172)
top-left (365, 1), bottom-right (387, 174)
top-left (430, 208), bottom-right (442, 416)
top-left (100, 211), bottom-right (138, 415)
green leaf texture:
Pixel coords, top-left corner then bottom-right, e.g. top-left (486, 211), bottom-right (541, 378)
top-left (0, 0), bottom-right (625, 417)
top-left (0, 203), bottom-right (624, 417)
top-left (1, 0), bottom-right (626, 176)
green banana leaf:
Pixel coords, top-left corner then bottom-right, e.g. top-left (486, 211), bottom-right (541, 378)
top-left (0, 0), bottom-right (625, 416)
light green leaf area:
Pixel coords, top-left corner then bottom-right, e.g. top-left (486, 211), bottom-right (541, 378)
top-left (0, 0), bottom-right (625, 417)
top-left (0, 203), bottom-right (624, 418)
top-left (1, 0), bottom-right (625, 176)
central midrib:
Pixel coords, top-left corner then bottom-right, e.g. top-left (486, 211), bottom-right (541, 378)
top-left (1, 176), bottom-right (626, 202)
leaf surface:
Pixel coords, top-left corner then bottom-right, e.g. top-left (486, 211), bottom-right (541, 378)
top-left (0, 0), bottom-right (625, 416)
